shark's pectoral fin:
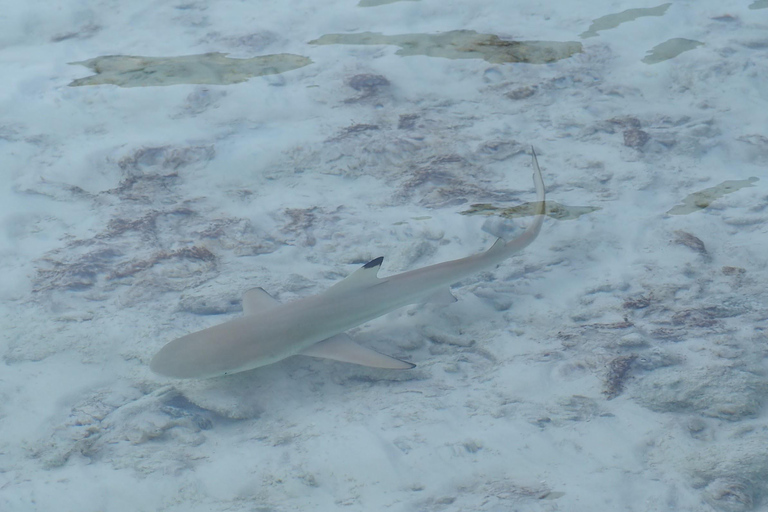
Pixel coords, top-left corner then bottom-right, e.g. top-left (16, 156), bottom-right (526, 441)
top-left (424, 288), bottom-right (458, 304)
top-left (299, 333), bottom-right (415, 369)
top-left (242, 287), bottom-right (280, 315)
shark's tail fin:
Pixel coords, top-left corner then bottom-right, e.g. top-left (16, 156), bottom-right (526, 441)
top-left (485, 147), bottom-right (546, 260)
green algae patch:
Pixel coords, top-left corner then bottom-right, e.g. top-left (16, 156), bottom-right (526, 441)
top-left (642, 38), bottom-right (703, 64)
top-left (749, 0), bottom-right (768, 9)
top-left (461, 201), bottom-right (599, 221)
top-left (69, 52), bottom-right (312, 87)
top-left (309, 30), bottom-right (582, 64)
top-left (359, 0), bottom-right (419, 6)
top-left (580, 3), bottom-right (671, 39)
top-left (667, 177), bottom-right (759, 215)
top-left (393, 216), bottom-right (432, 226)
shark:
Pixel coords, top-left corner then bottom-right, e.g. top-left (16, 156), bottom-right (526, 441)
top-left (150, 149), bottom-right (546, 379)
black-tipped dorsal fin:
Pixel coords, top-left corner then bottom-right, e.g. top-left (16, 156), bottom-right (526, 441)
top-left (242, 287), bottom-right (280, 315)
top-left (363, 256), bottom-right (383, 269)
top-left (325, 257), bottom-right (384, 296)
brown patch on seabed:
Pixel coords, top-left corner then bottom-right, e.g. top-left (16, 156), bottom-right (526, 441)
top-left (310, 30), bottom-right (582, 64)
top-left (69, 52), bottom-right (312, 87)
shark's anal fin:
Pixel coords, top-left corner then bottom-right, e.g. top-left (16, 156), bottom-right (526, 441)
top-left (425, 288), bottom-right (458, 304)
top-left (242, 287), bottom-right (280, 315)
top-left (299, 333), bottom-right (415, 369)
top-left (325, 256), bottom-right (385, 296)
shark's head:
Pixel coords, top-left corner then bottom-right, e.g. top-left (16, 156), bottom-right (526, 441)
top-left (150, 316), bottom-right (286, 379)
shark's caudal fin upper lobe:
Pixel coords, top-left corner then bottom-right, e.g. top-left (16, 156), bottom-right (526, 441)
top-left (485, 147), bottom-right (547, 260)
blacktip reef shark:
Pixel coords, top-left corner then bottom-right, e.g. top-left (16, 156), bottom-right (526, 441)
top-left (150, 149), bottom-right (546, 379)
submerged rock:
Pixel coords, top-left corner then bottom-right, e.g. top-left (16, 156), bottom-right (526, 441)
top-left (461, 201), bottom-right (599, 221)
top-left (642, 38), bottom-right (704, 64)
top-left (580, 3), bottom-right (671, 39)
top-left (667, 177), bottom-right (759, 215)
top-left (69, 52), bottom-right (312, 87)
top-left (310, 30), bottom-right (582, 64)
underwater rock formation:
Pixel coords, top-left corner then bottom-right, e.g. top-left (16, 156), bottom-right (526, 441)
top-left (69, 52), bottom-right (312, 87)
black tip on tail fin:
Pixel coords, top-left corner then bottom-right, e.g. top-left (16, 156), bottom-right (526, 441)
top-left (364, 256), bottom-right (384, 269)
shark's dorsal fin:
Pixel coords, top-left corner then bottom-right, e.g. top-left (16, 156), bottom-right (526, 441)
top-left (325, 257), bottom-right (384, 296)
top-left (242, 287), bottom-right (280, 315)
top-left (299, 333), bottom-right (415, 369)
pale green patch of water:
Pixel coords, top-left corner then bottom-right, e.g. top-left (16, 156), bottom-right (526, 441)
top-left (749, 0), bottom-right (768, 9)
top-left (393, 216), bottom-right (432, 226)
top-left (461, 201), bottom-right (599, 221)
top-left (580, 3), bottom-right (671, 39)
top-left (667, 177), bottom-right (759, 215)
top-left (69, 52), bottom-right (312, 87)
top-left (310, 30), bottom-right (582, 64)
top-left (642, 38), bottom-right (703, 64)
top-left (359, 0), bottom-right (419, 6)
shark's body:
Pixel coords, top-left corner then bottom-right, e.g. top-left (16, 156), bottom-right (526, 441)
top-left (150, 150), bottom-right (546, 379)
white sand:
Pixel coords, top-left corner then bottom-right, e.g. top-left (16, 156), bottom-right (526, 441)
top-left (1, 1), bottom-right (767, 511)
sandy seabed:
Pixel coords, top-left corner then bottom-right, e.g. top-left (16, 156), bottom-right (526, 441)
top-left (1, 1), bottom-right (767, 511)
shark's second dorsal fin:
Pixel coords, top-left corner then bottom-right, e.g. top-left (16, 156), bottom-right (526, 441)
top-left (242, 287), bottom-right (280, 315)
top-left (325, 257), bottom-right (384, 296)
top-left (424, 288), bottom-right (458, 304)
